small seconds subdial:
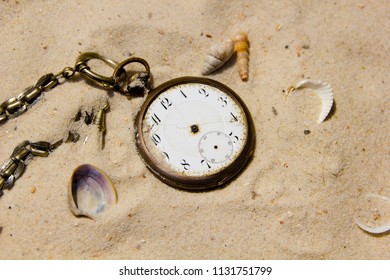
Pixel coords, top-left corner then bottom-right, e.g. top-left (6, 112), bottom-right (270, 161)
top-left (198, 131), bottom-right (233, 164)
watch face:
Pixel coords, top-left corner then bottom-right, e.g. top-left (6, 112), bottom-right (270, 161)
top-left (136, 77), bottom-right (254, 190)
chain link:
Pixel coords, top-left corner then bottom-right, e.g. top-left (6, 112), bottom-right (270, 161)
top-left (0, 140), bottom-right (63, 197)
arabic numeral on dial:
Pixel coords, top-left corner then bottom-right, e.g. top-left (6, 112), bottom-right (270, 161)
top-left (229, 132), bottom-right (239, 143)
top-left (180, 90), bottom-right (187, 98)
top-left (201, 159), bottom-right (211, 169)
top-left (151, 133), bottom-right (161, 145)
top-left (151, 113), bottom-right (161, 125)
top-left (199, 88), bottom-right (209, 97)
top-left (162, 151), bottom-right (170, 160)
top-left (218, 96), bottom-right (228, 107)
top-left (180, 159), bottom-right (191, 170)
top-left (160, 97), bottom-right (172, 110)
top-left (230, 112), bottom-right (238, 122)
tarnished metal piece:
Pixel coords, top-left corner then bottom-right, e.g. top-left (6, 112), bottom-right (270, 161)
top-left (0, 140), bottom-right (63, 196)
top-left (0, 52), bottom-right (148, 126)
top-left (0, 176), bottom-right (5, 193)
top-left (58, 67), bottom-right (76, 79)
top-left (0, 52), bottom-right (152, 195)
top-left (75, 52), bottom-right (119, 89)
top-left (6, 99), bottom-right (27, 115)
top-left (29, 147), bottom-right (49, 157)
top-left (4, 176), bottom-right (15, 190)
top-left (50, 139), bottom-right (64, 150)
top-left (19, 87), bottom-right (41, 105)
top-left (12, 162), bottom-right (26, 181)
top-left (0, 110), bottom-right (7, 123)
top-left (127, 71), bottom-right (150, 96)
top-left (29, 141), bottom-right (52, 157)
top-left (96, 101), bottom-right (110, 150)
top-left (0, 62), bottom-right (82, 126)
top-left (11, 146), bottom-right (30, 162)
top-left (112, 56), bottom-right (151, 95)
top-left (65, 130), bottom-right (80, 143)
top-left (0, 72), bottom-right (64, 125)
top-left (0, 159), bottom-right (18, 178)
top-left (11, 141), bottom-right (32, 159)
top-left (35, 73), bottom-right (58, 90)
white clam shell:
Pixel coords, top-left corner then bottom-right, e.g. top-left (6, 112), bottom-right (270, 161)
top-left (69, 164), bottom-right (117, 219)
top-left (354, 193), bottom-right (390, 234)
top-left (290, 79), bottom-right (334, 123)
top-left (201, 39), bottom-right (235, 75)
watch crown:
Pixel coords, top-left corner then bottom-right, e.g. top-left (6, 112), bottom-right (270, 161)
top-left (125, 71), bottom-right (150, 96)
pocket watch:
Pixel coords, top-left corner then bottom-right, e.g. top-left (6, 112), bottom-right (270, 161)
top-left (135, 76), bottom-right (255, 190)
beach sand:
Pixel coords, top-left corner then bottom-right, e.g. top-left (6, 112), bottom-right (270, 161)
top-left (0, 0), bottom-right (389, 259)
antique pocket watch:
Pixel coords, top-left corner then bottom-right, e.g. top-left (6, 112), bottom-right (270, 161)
top-left (0, 53), bottom-right (255, 195)
top-left (135, 77), bottom-right (255, 190)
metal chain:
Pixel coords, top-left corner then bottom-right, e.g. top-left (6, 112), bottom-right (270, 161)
top-left (0, 66), bottom-right (75, 197)
top-left (0, 139), bottom-right (63, 197)
top-left (0, 53), bottom-right (150, 198)
top-left (0, 67), bottom-right (76, 125)
top-left (0, 54), bottom-right (149, 125)
top-left (0, 63), bottom-right (81, 198)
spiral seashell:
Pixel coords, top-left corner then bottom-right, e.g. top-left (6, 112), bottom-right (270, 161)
top-left (201, 39), bottom-right (235, 75)
top-left (288, 79), bottom-right (334, 123)
top-left (232, 32), bottom-right (249, 81)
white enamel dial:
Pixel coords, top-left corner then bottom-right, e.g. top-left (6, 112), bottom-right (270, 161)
top-left (136, 77), bottom-right (254, 190)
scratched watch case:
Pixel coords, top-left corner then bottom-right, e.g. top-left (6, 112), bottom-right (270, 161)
top-left (135, 76), bottom-right (255, 191)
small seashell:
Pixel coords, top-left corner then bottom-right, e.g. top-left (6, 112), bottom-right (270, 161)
top-left (355, 193), bottom-right (390, 234)
top-left (232, 32), bottom-right (249, 81)
top-left (201, 39), bottom-right (235, 75)
top-left (69, 164), bottom-right (117, 219)
top-left (288, 79), bottom-right (334, 123)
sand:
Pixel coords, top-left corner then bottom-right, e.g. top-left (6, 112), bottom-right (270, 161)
top-left (0, 0), bottom-right (389, 259)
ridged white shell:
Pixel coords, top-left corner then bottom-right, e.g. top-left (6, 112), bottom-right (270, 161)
top-left (355, 193), bottom-right (390, 234)
top-left (69, 164), bottom-right (117, 219)
top-left (201, 39), bottom-right (235, 75)
top-left (289, 79), bottom-right (334, 123)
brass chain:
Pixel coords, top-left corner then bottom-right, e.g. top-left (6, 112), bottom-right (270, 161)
top-left (0, 53), bottom-right (150, 125)
top-left (0, 53), bottom-right (150, 198)
top-left (0, 66), bottom-right (78, 197)
top-left (0, 67), bottom-right (76, 125)
top-left (0, 140), bottom-right (63, 197)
